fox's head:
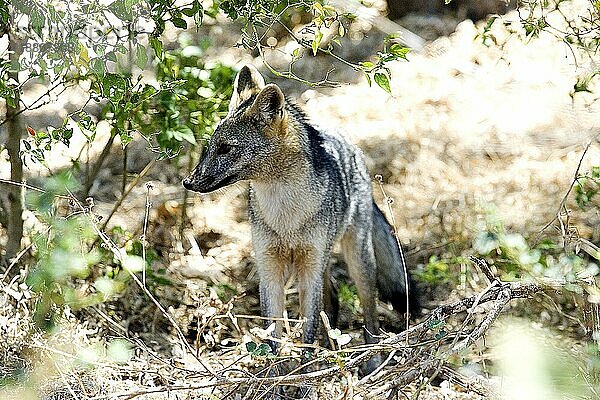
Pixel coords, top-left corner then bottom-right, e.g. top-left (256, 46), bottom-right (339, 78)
top-left (183, 65), bottom-right (300, 193)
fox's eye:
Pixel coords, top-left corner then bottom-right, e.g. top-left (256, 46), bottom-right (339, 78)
top-left (216, 143), bottom-right (233, 155)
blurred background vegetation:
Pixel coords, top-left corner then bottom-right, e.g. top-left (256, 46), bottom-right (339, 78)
top-left (0, 0), bottom-right (599, 398)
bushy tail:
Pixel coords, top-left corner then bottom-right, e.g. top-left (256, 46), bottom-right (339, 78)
top-left (372, 202), bottom-right (420, 317)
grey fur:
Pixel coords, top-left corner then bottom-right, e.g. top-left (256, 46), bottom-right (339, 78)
top-left (183, 65), bottom-right (417, 357)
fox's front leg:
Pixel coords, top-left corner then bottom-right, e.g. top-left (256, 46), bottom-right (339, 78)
top-left (255, 247), bottom-right (287, 350)
top-left (295, 245), bottom-right (329, 346)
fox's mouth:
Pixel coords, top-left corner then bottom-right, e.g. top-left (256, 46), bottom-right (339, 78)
top-left (182, 173), bottom-right (239, 193)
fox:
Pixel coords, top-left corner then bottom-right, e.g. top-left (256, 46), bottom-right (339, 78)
top-left (182, 65), bottom-right (418, 360)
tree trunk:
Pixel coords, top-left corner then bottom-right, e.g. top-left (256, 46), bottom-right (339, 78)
top-left (4, 31), bottom-right (24, 260)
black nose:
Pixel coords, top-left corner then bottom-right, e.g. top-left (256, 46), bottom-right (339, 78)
top-left (182, 178), bottom-right (193, 190)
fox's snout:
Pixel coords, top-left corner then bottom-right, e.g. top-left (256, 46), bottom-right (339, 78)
top-left (182, 173), bottom-right (213, 193)
top-left (182, 171), bottom-right (239, 193)
top-left (182, 161), bottom-right (214, 192)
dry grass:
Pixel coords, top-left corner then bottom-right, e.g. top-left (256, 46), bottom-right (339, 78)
top-left (1, 2), bottom-right (600, 399)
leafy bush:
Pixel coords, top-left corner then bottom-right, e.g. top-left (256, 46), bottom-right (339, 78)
top-left (132, 49), bottom-right (236, 158)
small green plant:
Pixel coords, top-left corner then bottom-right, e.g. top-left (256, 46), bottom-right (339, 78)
top-left (473, 207), bottom-right (598, 283)
top-left (417, 255), bottom-right (452, 285)
top-left (245, 341), bottom-right (275, 359)
top-left (25, 173), bottom-right (100, 329)
top-left (215, 283), bottom-right (238, 302)
top-left (575, 166), bottom-right (600, 208)
top-left (24, 173), bottom-right (154, 330)
top-left (427, 319), bottom-right (447, 340)
top-left (338, 282), bottom-right (360, 314)
top-left (361, 33), bottom-right (411, 94)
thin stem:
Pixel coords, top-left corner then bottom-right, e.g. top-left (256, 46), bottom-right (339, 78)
top-left (141, 182), bottom-right (152, 286)
top-left (375, 175), bottom-right (410, 335)
top-left (99, 159), bottom-right (156, 232)
top-left (535, 137), bottom-right (596, 244)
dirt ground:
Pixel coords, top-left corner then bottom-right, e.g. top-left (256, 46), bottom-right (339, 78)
top-left (1, 1), bottom-right (600, 399)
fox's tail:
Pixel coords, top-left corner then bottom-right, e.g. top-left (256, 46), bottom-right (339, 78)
top-left (372, 202), bottom-right (420, 317)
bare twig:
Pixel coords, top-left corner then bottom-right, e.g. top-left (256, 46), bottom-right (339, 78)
top-left (0, 227), bottom-right (52, 282)
top-left (98, 159), bottom-right (156, 232)
top-left (375, 174), bottom-right (410, 334)
top-left (469, 255), bottom-right (496, 284)
top-left (141, 182), bottom-right (152, 286)
top-left (535, 138), bottom-right (595, 244)
top-left (84, 132), bottom-right (118, 197)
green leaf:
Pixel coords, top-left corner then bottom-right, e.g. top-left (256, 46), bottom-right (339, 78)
top-left (484, 15), bottom-right (498, 30)
top-left (434, 330), bottom-right (448, 340)
top-left (154, 18), bottom-right (166, 35)
top-left (78, 43), bottom-right (90, 65)
top-left (364, 72), bottom-right (371, 87)
top-left (108, 0), bottom-right (138, 21)
top-left (219, 1), bottom-right (237, 20)
top-left (60, 128), bottom-right (73, 146)
top-left (172, 17), bottom-right (187, 29)
top-left (182, 0), bottom-right (202, 16)
top-left (256, 343), bottom-right (272, 356)
top-left (90, 58), bottom-right (106, 76)
top-left (389, 44), bottom-right (410, 59)
top-left (313, 2), bottom-right (324, 14)
top-left (193, 8), bottom-right (204, 27)
top-left (0, 4), bottom-right (9, 26)
top-left (170, 126), bottom-right (196, 144)
top-left (101, 73), bottom-right (127, 104)
top-left (428, 319), bottom-right (445, 330)
top-left (245, 342), bottom-right (257, 352)
top-left (106, 52), bottom-right (117, 63)
top-left (119, 129), bottom-right (133, 147)
top-left (182, 8), bottom-right (195, 17)
top-left (573, 73), bottom-right (596, 94)
top-left (312, 29), bottom-right (323, 56)
top-left (30, 10), bottom-right (45, 38)
top-left (374, 72), bottom-right (391, 94)
top-left (361, 61), bottom-right (374, 69)
top-left (473, 231), bottom-right (499, 254)
top-left (136, 44), bottom-right (148, 70)
top-left (149, 38), bottom-right (164, 60)
top-left (385, 32), bottom-right (402, 42)
top-left (116, 44), bottom-right (128, 54)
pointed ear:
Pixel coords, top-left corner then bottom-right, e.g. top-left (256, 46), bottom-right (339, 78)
top-left (228, 65), bottom-right (265, 114)
top-left (246, 84), bottom-right (285, 126)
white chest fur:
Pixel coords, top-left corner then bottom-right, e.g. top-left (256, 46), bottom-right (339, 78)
top-left (250, 178), bottom-right (322, 238)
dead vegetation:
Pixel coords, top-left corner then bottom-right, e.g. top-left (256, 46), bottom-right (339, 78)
top-left (1, 1), bottom-right (600, 399)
